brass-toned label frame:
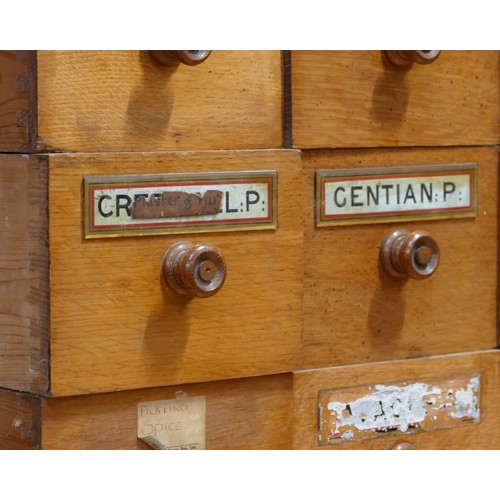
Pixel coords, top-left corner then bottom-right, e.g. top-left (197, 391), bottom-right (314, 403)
top-left (316, 163), bottom-right (478, 227)
top-left (83, 171), bottom-right (278, 239)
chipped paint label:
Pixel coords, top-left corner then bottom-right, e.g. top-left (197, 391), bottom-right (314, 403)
top-left (83, 171), bottom-right (277, 238)
top-left (137, 396), bottom-right (206, 450)
top-left (316, 163), bottom-right (477, 226)
top-left (318, 373), bottom-right (480, 445)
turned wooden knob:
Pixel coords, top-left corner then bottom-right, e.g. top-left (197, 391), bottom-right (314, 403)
top-left (162, 241), bottom-right (226, 298)
top-left (149, 50), bottom-right (211, 66)
top-left (385, 50), bottom-right (440, 67)
top-left (380, 229), bottom-right (440, 280)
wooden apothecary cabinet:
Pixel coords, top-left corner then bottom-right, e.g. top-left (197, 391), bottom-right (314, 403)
top-left (1, 50), bottom-right (499, 449)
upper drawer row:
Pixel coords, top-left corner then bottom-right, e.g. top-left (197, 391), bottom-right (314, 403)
top-left (0, 50), bottom-right (498, 152)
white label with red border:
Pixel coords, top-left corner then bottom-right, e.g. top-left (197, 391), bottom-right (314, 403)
top-left (83, 171), bottom-right (277, 238)
top-left (316, 163), bottom-right (477, 226)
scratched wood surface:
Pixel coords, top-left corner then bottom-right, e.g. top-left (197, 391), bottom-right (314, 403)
top-left (291, 50), bottom-right (499, 148)
top-left (302, 146), bottom-right (498, 369)
top-left (48, 150), bottom-right (303, 396)
top-left (294, 350), bottom-right (500, 449)
top-left (35, 50), bottom-right (283, 152)
top-left (41, 373), bottom-right (292, 449)
top-left (0, 154), bottom-right (50, 394)
top-left (0, 389), bottom-right (40, 449)
top-left (0, 51), bottom-right (37, 152)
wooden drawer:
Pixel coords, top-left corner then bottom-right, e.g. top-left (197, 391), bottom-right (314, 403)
top-left (49, 150), bottom-right (303, 396)
top-left (293, 350), bottom-right (500, 449)
top-left (303, 146), bottom-right (498, 368)
top-left (0, 50), bottom-right (283, 152)
top-left (0, 373), bottom-right (292, 449)
top-left (0, 150), bottom-right (303, 397)
top-left (4, 353), bottom-right (500, 449)
top-left (291, 50), bottom-right (499, 149)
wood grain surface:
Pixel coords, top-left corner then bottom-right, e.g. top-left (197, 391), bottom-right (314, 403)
top-left (36, 50), bottom-right (283, 152)
top-left (41, 373), bottom-right (292, 449)
top-left (48, 150), bottom-right (303, 396)
top-left (0, 154), bottom-right (50, 394)
top-left (291, 50), bottom-right (499, 148)
top-left (0, 389), bottom-right (40, 449)
top-left (0, 51), bottom-right (37, 152)
top-left (293, 350), bottom-right (500, 449)
top-left (302, 146), bottom-right (498, 369)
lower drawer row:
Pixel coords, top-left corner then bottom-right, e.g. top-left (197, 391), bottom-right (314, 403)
top-left (2, 350), bottom-right (499, 449)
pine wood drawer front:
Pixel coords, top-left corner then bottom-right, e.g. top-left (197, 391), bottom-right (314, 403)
top-left (35, 50), bottom-right (282, 152)
top-left (291, 50), bottom-right (499, 149)
top-left (294, 351), bottom-right (500, 449)
top-left (48, 150), bottom-right (302, 396)
top-left (40, 373), bottom-right (292, 450)
top-left (303, 146), bottom-right (498, 369)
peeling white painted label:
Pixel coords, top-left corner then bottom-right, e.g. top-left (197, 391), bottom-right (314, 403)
top-left (318, 374), bottom-right (480, 445)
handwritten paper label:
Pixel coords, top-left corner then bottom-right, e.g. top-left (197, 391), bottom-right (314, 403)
top-left (83, 171), bottom-right (277, 238)
top-left (316, 163), bottom-right (477, 226)
top-left (137, 396), bottom-right (206, 450)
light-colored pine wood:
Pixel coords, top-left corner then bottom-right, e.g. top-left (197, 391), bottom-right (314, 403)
top-left (41, 373), bottom-right (292, 449)
top-left (302, 147), bottom-right (498, 369)
top-left (0, 389), bottom-right (40, 449)
top-left (293, 350), bottom-right (500, 449)
top-left (0, 154), bottom-right (50, 394)
top-left (48, 150), bottom-right (303, 396)
top-left (0, 51), bottom-right (37, 152)
top-left (36, 50), bottom-right (283, 152)
top-left (292, 50), bottom-right (499, 148)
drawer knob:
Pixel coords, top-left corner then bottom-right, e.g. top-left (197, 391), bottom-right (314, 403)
top-left (380, 229), bottom-right (440, 280)
top-left (149, 50), bottom-right (211, 66)
top-left (385, 50), bottom-right (440, 67)
top-left (392, 442), bottom-right (417, 450)
top-left (162, 241), bottom-right (226, 298)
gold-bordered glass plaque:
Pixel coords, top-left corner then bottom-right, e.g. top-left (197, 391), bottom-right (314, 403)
top-left (83, 171), bottom-right (277, 238)
top-left (316, 163), bottom-right (477, 227)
